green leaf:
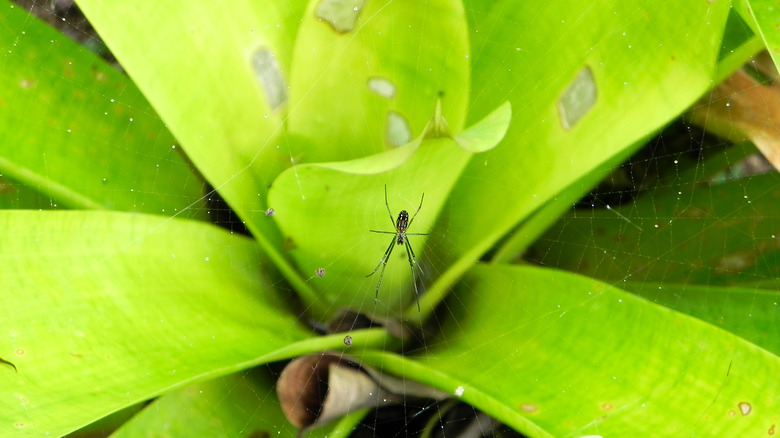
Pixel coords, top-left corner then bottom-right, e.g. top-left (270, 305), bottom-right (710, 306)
top-left (714, 7), bottom-right (764, 82)
top-left (537, 171), bottom-right (780, 286)
top-left (363, 265), bottom-right (780, 436)
top-left (452, 101), bottom-right (512, 153)
top-left (0, 2), bottom-right (206, 216)
top-left (112, 371), bottom-right (298, 438)
top-left (432, 1), bottom-right (733, 295)
top-left (625, 282), bottom-right (780, 356)
top-left (269, 137), bottom-right (464, 318)
top-left (287, 0), bottom-right (470, 162)
top-left (268, 103), bottom-right (510, 319)
top-left (0, 211), bottom-right (309, 437)
top-left (742, 0), bottom-right (780, 70)
top-left (73, 0), bottom-right (312, 296)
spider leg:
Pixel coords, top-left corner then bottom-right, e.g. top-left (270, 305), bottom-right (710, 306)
top-left (383, 184), bottom-right (396, 228)
top-left (366, 237), bottom-right (396, 301)
top-left (405, 238), bottom-right (424, 276)
top-left (407, 192), bottom-right (424, 228)
top-left (404, 238), bottom-right (422, 311)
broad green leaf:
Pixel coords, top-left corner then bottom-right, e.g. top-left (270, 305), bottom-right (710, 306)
top-left (0, 3), bottom-right (207, 216)
top-left (536, 170), bottom-right (780, 286)
top-left (269, 103), bottom-right (510, 319)
top-left (269, 138), bottom-right (457, 317)
top-left (489, 145), bottom-right (636, 264)
top-left (112, 371), bottom-right (298, 438)
top-left (362, 265), bottom-right (780, 436)
top-left (625, 282), bottom-right (780, 356)
top-left (430, 1), bottom-right (733, 302)
top-left (490, 127), bottom-right (761, 264)
top-left (287, 0), bottom-right (470, 162)
top-left (0, 211), bottom-right (309, 437)
top-left (73, 0), bottom-right (312, 296)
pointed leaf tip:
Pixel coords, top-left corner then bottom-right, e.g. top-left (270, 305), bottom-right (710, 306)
top-left (455, 101), bottom-right (512, 152)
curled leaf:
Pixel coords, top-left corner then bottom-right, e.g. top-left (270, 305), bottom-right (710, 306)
top-left (277, 353), bottom-right (446, 430)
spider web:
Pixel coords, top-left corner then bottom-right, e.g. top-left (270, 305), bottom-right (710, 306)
top-left (5, 1), bottom-right (778, 437)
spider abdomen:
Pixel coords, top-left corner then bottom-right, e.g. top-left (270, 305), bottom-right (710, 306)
top-left (396, 210), bottom-right (409, 244)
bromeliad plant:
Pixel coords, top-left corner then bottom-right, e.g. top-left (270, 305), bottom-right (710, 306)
top-left (3, 0), bottom-right (780, 436)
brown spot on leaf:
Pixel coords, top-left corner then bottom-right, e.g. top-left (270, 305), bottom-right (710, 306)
top-left (92, 66), bottom-right (107, 82)
top-left (520, 403), bottom-right (538, 413)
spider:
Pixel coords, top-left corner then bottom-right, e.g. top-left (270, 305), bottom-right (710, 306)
top-left (366, 185), bottom-right (428, 310)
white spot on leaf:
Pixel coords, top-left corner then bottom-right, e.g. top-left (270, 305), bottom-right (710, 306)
top-left (251, 48), bottom-right (288, 111)
top-left (367, 77), bottom-right (395, 99)
top-left (385, 111), bottom-right (411, 146)
top-left (557, 66), bottom-right (597, 130)
top-left (315, 0), bottom-right (366, 33)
